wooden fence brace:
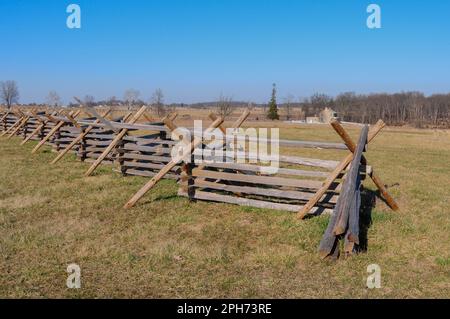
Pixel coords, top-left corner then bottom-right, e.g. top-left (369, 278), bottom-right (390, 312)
top-left (209, 109), bottom-right (251, 138)
top-left (65, 114), bottom-right (81, 129)
top-left (31, 110), bottom-right (81, 154)
top-left (7, 116), bottom-right (27, 138)
top-left (7, 114), bottom-right (30, 139)
top-left (163, 112), bottom-right (179, 130)
top-left (44, 113), bottom-right (60, 123)
top-left (1, 113), bottom-right (8, 132)
top-left (7, 109), bottom-right (36, 139)
top-left (195, 110), bottom-right (251, 184)
top-left (123, 115), bottom-right (225, 209)
top-left (142, 112), bottom-right (156, 123)
top-left (330, 120), bottom-right (399, 212)
top-left (14, 109), bottom-right (26, 119)
top-left (0, 113), bottom-right (24, 137)
top-left (317, 125), bottom-right (368, 259)
top-left (153, 112), bottom-right (189, 195)
top-left (206, 111), bottom-right (250, 153)
top-left (118, 112), bottom-right (177, 175)
top-left (0, 111), bottom-right (10, 123)
top-left (84, 109), bottom-right (142, 172)
top-left (84, 105), bottom-right (147, 176)
top-left (51, 109), bottom-right (112, 164)
top-left (177, 109), bottom-right (251, 198)
top-left (79, 103), bottom-right (118, 133)
top-left (297, 120), bottom-right (386, 219)
top-left (0, 111), bottom-right (11, 131)
top-left (21, 111), bottom-right (54, 145)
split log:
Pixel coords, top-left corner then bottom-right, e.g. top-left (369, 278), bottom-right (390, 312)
top-left (333, 125), bottom-right (368, 235)
top-left (318, 125), bottom-right (368, 259)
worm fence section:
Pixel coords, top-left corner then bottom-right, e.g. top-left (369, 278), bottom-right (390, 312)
top-left (0, 106), bottom-right (398, 258)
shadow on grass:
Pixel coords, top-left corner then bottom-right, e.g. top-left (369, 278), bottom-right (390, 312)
top-left (358, 188), bottom-right (377, 252)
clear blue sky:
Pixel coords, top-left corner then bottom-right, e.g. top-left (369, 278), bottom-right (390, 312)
top-left (1, 0), bottom-right (450, 104)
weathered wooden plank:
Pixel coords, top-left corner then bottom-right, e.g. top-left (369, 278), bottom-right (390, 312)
top-left (84, 139), bottom-right (114, 146)
top-left (190, 190), bottom-right (334, 214)
top-left (53, 137), bottom-right (77, 143)
top-left (235, 136), bottom-right (347, 150)
top-left (121, 153), bottom-right (172, 163)
top-left (192, 168), bottom-right (323, 189)
top-left (83, 106), bottom-right (118, 132)
top-left (83, 152), bottom-right (117, 160)
top-left (122, 160), bottom-right (180, 171)
top-left (193, 179), bottom-right (338, 203)
top-left (85, 146), bottom-right (109, 152)
top-left (83, 133), bottom-right (116, 139)
top-left (197, 161), bottom-right (330, 178)
top-left (192, 150), bottom-right (339, 169)
top-left (317, 125), bottom-right (368, 259)
top-left (317, 199), bottom-right (343, 258)
top-left (122, 135), bottom-right (172, 144)
top-left (122, 143), bottom-right (172, 154)
top-left (344, 187), bottom-right (361, 254)
top-left (333, 126), bottom-right (368, 236)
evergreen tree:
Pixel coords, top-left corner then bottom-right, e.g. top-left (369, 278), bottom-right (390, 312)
top-left (267, 83), bottom-right (279, 120)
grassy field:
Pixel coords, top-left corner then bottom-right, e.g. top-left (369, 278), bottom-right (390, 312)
top-left (0, 122), bottom-right (449, 298)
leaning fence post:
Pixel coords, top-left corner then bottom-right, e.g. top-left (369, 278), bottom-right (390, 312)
top-left (179, 162), bottom-right (194, 200)
top-left (318, 125), bottom-right (369, 259)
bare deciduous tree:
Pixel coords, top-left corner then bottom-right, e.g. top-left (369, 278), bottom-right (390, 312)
top-left (46, 91), bottom-right (62, 107)
top-left (107, 96), bottom-right (119, 106)
top-left (284, 94), bottom-right (295, 120)
top-left (1, 80), bottom-right (19, 109)
top-left (151, 88), bottom-right (165, 117)
top-left (83, 95), bottom-right (95, 107)
top-left (216, 94), bottom-right (234, 118)
top-left (299, 91), bottom-right (450, 128)
top-left (124, 89), bottom-right (140, 110)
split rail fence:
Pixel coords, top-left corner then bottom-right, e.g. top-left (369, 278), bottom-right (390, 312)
top-left (0, 105), bottom-right (398, 258)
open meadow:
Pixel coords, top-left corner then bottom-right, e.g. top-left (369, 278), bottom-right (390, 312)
top-left (0, 120), bottom-right (449, 298)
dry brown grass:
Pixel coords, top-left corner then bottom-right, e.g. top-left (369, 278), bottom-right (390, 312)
top-left (0, 122), bottom-right (449, 298)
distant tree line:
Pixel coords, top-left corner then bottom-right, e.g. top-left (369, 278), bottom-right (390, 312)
top-left (2, 79), bottom-right (449, 127)
top-left (299, 92), bottom-right (450, 128)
